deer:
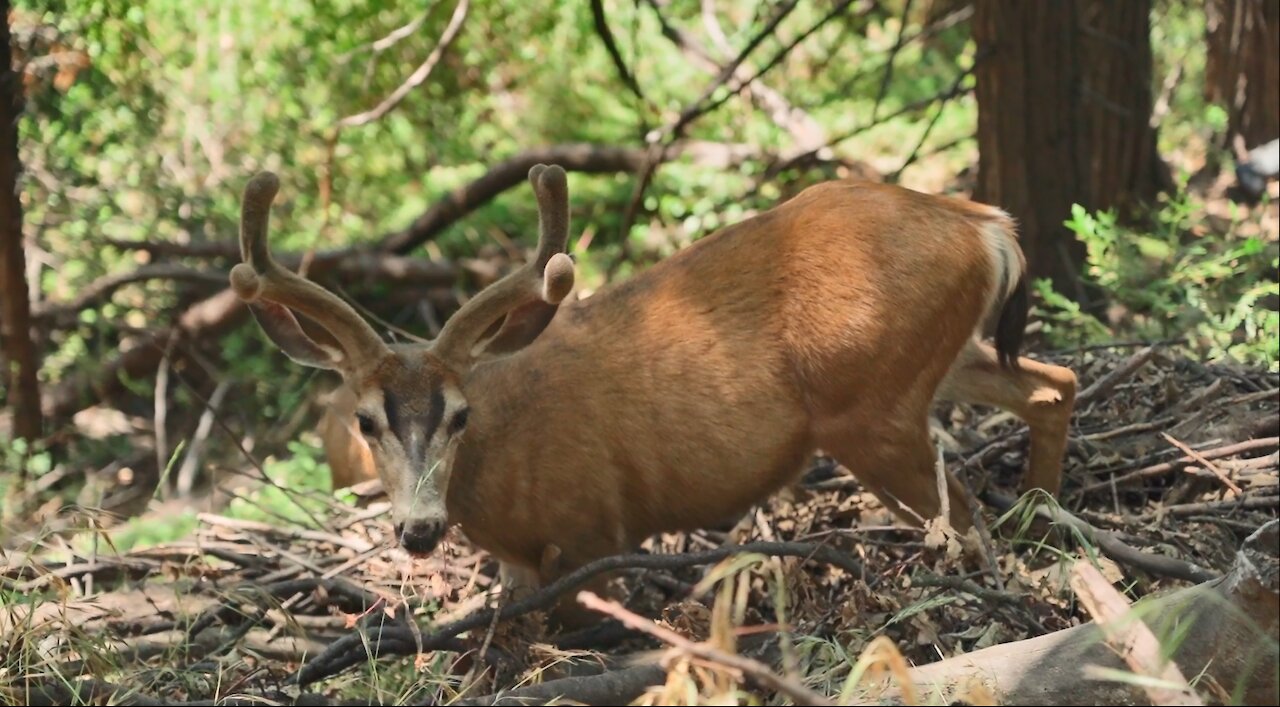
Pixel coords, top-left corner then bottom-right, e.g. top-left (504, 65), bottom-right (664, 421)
top-left (230, 164), bottom-right (1077, 620)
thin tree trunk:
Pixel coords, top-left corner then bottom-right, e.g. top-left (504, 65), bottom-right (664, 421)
top-left (1206, 0), bottom-right (1280, 148)
top-left (0, 0), bottom-right (43, 455)
top-left (974, 0), bottom-right (1166, 308)
top-left (973, 1), bottom-right (1090, 304)
top-left (1080, 0), bottom-right (1170, 214)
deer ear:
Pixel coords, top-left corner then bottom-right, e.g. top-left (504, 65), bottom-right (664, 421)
top-left (249, 301), bottom-right (346, 370)
top-left (471, 297), bottom-right (564, 358)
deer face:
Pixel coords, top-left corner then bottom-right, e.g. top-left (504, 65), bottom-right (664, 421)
top-left (230, 165), bottom-right (574, 558)
top-left (351, 351), bottom-right (470, 555)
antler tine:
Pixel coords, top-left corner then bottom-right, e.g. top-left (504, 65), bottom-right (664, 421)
top-left (432, 164), bottom-right (576, 367)
top-left (529, 165), bottom-right (570, 270)
top-left (230, 172), bottom-right (389, 373)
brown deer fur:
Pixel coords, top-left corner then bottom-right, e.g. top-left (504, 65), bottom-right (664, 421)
top-left (233, 166), bottom-right (1077, 617)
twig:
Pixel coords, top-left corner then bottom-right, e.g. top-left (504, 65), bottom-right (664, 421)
top-left (336, 6), bottom-right (433, 62)
top-left (166, 362), bottom-right (329, 530)
top-left (1076, 346), bottom-right (1157, 406)
top-left (154, 332), bottom-right (176, 496)
top-left (334, 0), bottom-right (469, 129)
top-left (590, 0), bottom-right (646, 104)
top-left (886, 60), bottom-right (976, 182)
top-left (197, 513), bottom-right (373, 554)
top-left (870, 0), bottom-right (916, 122)
top-left (1069, 561), bottom-right (1205, 706)
top-left (1079, 417), bottom-right (1174, 442)
top-left (908, 573), bottom-right (1018, 606)
top-left (291, 541), bottom-right (862, 686)
top-left (1148, 494), bottom-right (1278, 520)
top-left (175, 379), bottom-right (232, 497)
top-left (1160, 432), bottom-right (1242, 494)
top-left (1080, 437), bottom-right (1278, 494)
top-left (461, 582), bottom-right (512, 694)
top-left (614, 0), bottom-right (806, 261)
top-left (577, 591), bottom-right (836, 706)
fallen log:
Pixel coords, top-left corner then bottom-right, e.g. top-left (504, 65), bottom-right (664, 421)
top-left (870, 519), bottom-right (1278, 705)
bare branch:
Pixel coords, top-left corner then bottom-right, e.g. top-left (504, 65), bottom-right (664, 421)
top-left (335, 0), bottom-right (469, 129)
top-left (590, 0), bottom-right (646, 104)
top-left (32, 264), bottom-right (227, 324)
top-left (291, 540), bottom-right (863, 686)
top-left (335, 6), bottom-right (434, 63)
top-left (870, 0), bottom-right (916, 122)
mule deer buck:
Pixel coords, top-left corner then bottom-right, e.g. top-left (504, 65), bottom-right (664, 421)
top-left (231, 165), bottom-right (1076, 610)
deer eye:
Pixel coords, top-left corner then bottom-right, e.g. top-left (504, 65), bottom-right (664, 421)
top-left (355, 413), bottom-right (376, 437)
top-left (448, 408), bottom-right (469, 435)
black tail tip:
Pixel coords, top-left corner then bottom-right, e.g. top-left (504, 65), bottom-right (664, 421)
top-left (995, 275), bottom-right (1028, 370)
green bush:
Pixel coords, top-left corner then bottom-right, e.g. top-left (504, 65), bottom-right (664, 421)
top-left (1035, 196), bottom-right (1279, 371)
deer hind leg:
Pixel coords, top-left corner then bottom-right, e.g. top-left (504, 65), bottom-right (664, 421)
top-left (821, 415), bottom-right (975, 533)
top-left (936, 338), bottom-right (1077, 497)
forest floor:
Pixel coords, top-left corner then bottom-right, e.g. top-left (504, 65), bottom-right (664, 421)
top-left (3, 345), bottom-right (1277, 706)
top-left (3, 130), bottom-right (1279, 705)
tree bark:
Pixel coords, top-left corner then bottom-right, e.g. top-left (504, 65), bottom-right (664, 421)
top-left (1079, 0), bottom-right (1170, 214)
top-left (974, 1), bottom-right (1166, 306)
top-left (1206, 0), bottom-right (1280, 148)
top-left (0, 0), bottom-right (43, 449)
top-left (973, 1), bottom-right (1091, 304)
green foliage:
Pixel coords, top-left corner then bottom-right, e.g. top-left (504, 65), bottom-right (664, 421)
top-left (104, 508), bottom-right (199, 552)
top-left (222, 440), bottom-right (334, 526)
top-left (1035, 197), bottom-right (1280, 371)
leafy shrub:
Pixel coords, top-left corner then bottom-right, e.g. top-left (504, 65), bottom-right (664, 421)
top-left (1035, 195), bottom-right (1279, 371)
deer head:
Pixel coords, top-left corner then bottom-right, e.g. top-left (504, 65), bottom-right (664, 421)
top-left (230, 166), bottom-right (576, 555)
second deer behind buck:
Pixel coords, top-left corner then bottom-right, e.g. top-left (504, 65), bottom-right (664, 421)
top-left (232, 165), bottom-right (1076, 613)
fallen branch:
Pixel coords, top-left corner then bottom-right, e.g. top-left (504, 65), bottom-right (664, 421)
top-left (1076, 345), bottom-right (1157, 407)
top-left (1069, 561), bottom-right (1204, 706)
top-left (987, 491), bottom-right (1217, 584)
top-left (1081, 436), bottom-right (1279, 494)
top-left (457, 661), bottom-right (667, 706)
top-left (1160, 431), bottom-right (1241, 494)
top-left (577, 591), bottom-right (835, 707)
top-left (291, 540), bottom-right (862, 686)
top-left (870, 520), bottom-right (1278, 706)
top-left (1148, 493), bottom-right (1278, 520)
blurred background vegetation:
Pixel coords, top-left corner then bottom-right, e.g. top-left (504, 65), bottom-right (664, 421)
top-left (1, 0), bottom-right (1277, 548)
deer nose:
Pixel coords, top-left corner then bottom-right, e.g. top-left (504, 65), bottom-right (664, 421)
top-left (399, 520), bottom-right (445, 556)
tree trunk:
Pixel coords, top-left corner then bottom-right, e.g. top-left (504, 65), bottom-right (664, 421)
top-left (0, 0), bottom-right (43, 452)
top-left (974, 0), bottom-right (1165, 307)
top-left (974, 1), bottom-right (1091, 304)
top-left (1206, 0), bottom-right (1280, 148)
top-left (1080, 0), bottom-right (1170, 214)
